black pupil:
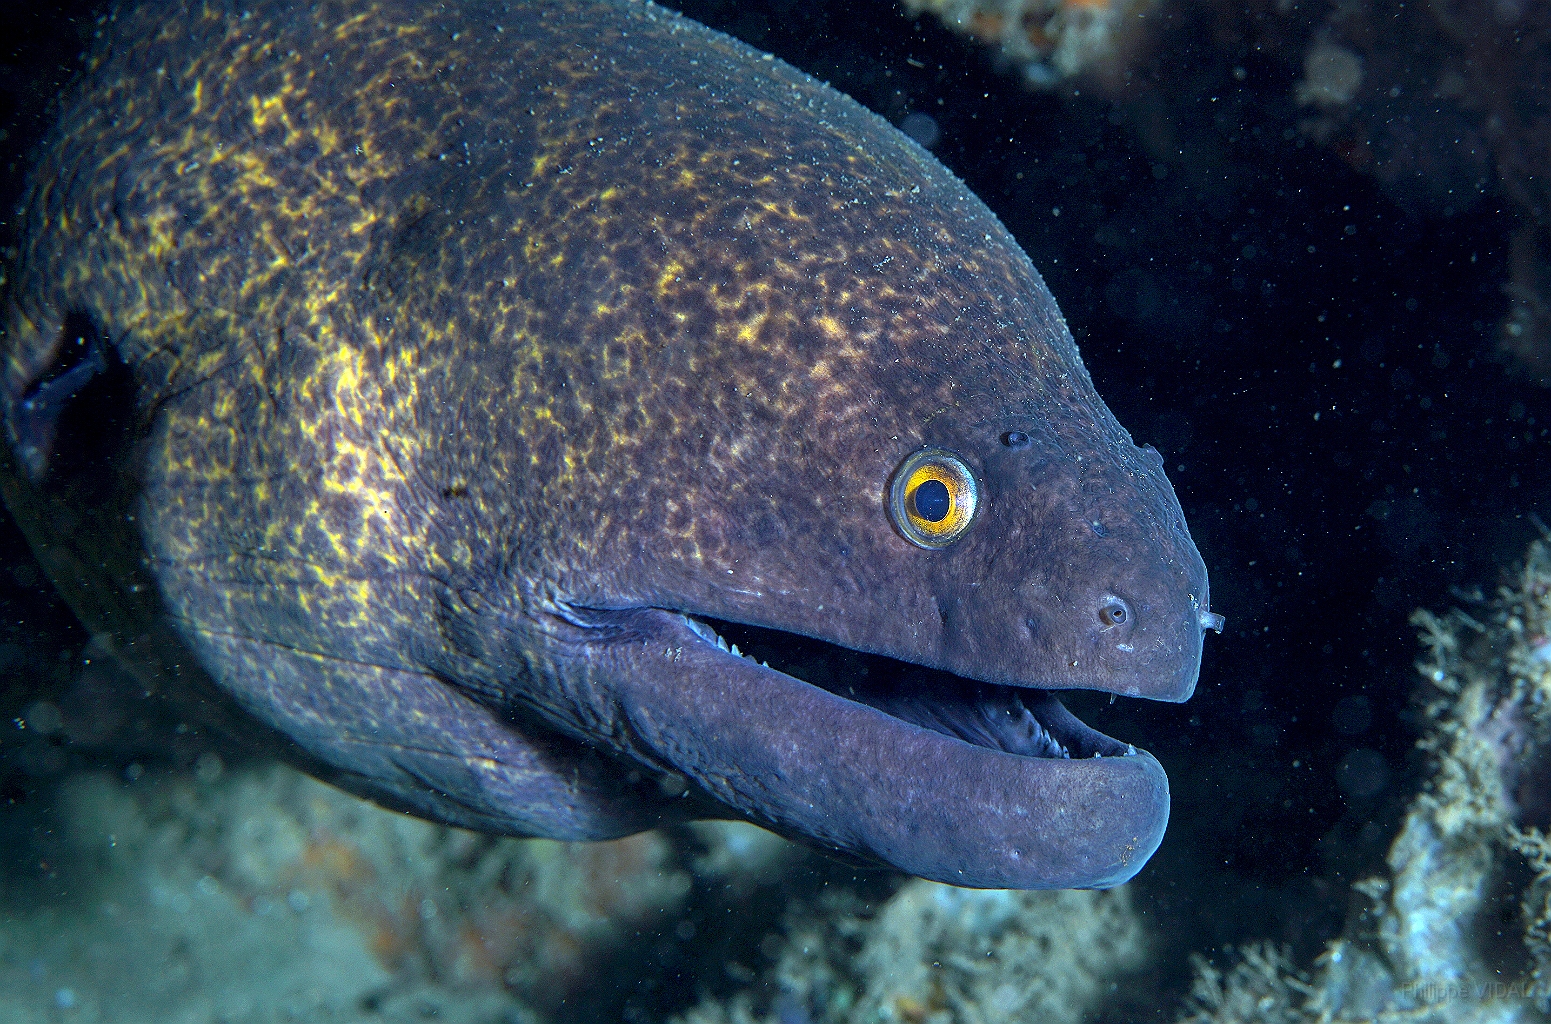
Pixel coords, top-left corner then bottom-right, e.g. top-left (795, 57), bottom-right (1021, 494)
top-left (913, 479), bottom-right (951, 522)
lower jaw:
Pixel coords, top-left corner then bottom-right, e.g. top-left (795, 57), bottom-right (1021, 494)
top-left (614, 608), bottom-right (1171, 889)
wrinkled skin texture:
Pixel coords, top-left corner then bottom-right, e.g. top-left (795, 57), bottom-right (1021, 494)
top-left (0, 0), bottom-right (1215, 888)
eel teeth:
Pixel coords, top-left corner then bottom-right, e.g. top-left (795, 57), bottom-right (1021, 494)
top-left (1007, 694), bottom-right (1069, 759)
top-left (689, 618), bottom-right (756, 663)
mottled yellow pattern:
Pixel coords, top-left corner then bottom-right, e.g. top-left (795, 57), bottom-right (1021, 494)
top-left (0, 0), bottom-right (1201, 868)
top-left (6, 0), bottom-right (1099, 670)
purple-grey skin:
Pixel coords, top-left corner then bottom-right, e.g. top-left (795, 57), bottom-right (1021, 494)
top-left (0, 0), bottom-right (1219, 888)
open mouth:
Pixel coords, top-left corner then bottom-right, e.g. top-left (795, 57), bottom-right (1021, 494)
top-left (580, 604), bottom-right (1172, 888)
top-left (684, 616), bottom-right (1137, 761)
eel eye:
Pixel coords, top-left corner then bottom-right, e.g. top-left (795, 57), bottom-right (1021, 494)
top-left (1098, 599), bottom-right (1129, 627)
top-left (888, 448), bottom-right (979, 549)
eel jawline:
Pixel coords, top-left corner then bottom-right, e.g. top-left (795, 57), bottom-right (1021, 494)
top-left (601, 608), bottom-right (1170, 890)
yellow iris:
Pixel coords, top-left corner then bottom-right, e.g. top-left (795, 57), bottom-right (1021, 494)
top-left (888, 448), bottom-right (979, 549)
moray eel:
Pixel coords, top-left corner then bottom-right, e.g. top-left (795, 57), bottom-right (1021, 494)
top-left (0, 0), bottom-right (1220, 889)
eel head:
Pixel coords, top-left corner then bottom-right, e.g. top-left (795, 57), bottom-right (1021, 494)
top-left (543, 405), bottom-right (1218, 890)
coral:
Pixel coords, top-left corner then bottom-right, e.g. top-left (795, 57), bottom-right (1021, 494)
top-left (687, 819), bottom-right (800, 885)
top-left (1178, 943), bottom-right (1311, 1024)
top-left (852, 883), bottom-right (1146, 1023)
top-left (0, 766), bottom-right (433, 1023)
top-left (1498, 540), bottom-right (1551, 1012)
top-left (1174, 538), bottom-right (1551, 1024)
top-left (1518, 831), bottom-right (1551, 1012)
top-left (897, 0), bottom-right (1158, 87)
top-left (674, 879), bottom-right (1146, 1024)
top-left (170, 763), bottom-right (699, 1003)
top-left (0, 757), bottom-right (792, 1021)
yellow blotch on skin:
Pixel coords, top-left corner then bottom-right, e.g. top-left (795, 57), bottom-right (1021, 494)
top-left (250, 92), bottom-right (287, 130)
top-left (814, 315), bottom-right (846, 342)
top-left (736, 312), bottom-right (768, 345)
top-left (656, 260), bottom-right (685, 295)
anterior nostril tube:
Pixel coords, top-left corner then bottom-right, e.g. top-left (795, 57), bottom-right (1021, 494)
top-left (1098, 600), bottom-right (1129, 627)
top-left (1199, 610), bottom-right (1225, 633)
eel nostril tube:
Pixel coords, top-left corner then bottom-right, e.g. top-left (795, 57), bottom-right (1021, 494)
top-left (1199, 610), bottom-right (1225, 633)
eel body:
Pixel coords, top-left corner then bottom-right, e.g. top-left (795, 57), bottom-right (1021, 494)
top-left (0, 0), bottom-right (1218, 888)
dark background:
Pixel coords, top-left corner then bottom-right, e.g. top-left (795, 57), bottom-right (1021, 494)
top-left (1, 0), bottom-right (1545, 1016)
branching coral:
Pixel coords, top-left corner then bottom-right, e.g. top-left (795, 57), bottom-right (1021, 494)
top-left (1178, 943), bottom-right (1312, 1024)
